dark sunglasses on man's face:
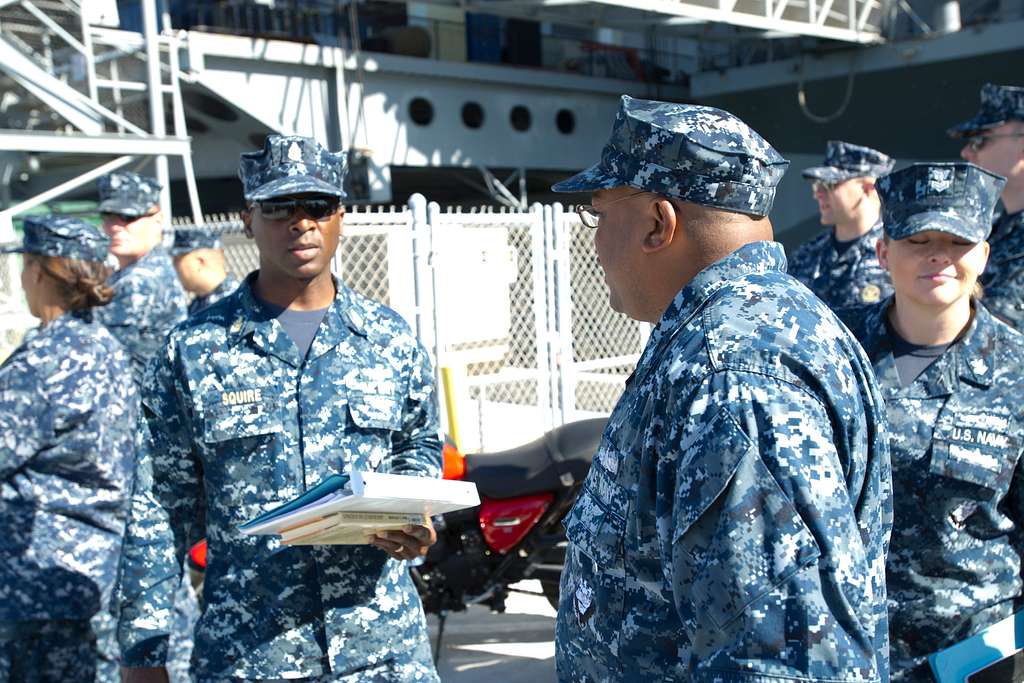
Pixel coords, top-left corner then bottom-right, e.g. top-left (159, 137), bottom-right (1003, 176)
top-left (256, 196), bottom-right (340, 222)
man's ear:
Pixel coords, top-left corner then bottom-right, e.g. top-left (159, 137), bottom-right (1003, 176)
top-left (642, 198), bottom-right (678, 254)
top-left (241, 208), bottom-right (254, 239)
top-left (875, 236), bottom-right (889, 270)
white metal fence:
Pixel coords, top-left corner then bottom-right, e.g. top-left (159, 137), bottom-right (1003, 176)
top-left (0, 196), bottom-right (644, 452)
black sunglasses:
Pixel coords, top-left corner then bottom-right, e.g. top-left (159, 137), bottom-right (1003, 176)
top-left (256, 196), bottom-right (340, 222)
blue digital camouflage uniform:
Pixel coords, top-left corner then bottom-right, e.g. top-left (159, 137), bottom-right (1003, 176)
top-left (117, 135), bottom-right (441, 681)
top-left (788, 141), bottom-right (895, 308)
top-left (981, 208), bottom-right (1024, 330)
top-left (171, 227), bottom-right (240, 316)
top-left (947, 84), bottom-right (1024, 331)
top-left (96, 171), bottom-right (195, 680)
top-left (843, 161), bottom-right (1018, 681)
top-left (0, 215), bottom-right (138, 682)
top-left (845, 302), bottom-right (1024, 680)
top-left (94, 171), bottom-right (189, 385)
top-left (551, 97), bottom-right (893, 682)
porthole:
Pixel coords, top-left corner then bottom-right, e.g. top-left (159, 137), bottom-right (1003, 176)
top-left (409, 97), bottom-right (434, 126)
top-left (462, 101), bottom-right (484, 129)
top-left (510, 105), bottom-right (531, 132)
top-left (556, 109), bottom-right (575, 135)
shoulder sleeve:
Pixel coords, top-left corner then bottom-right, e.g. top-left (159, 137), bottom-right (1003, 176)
top-left (0, 353), bottom-right (51, 480)
top-left (117, 335), bottom-right (203, 667)
top-left (388, 337), bottom-right (442, 479)
top-left (661, 370), bottom-right (888, 682)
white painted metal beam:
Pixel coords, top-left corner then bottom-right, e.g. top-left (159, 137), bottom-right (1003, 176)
top-left (580, 0), bottom-right (882, 42)
top-left (0, 131), bottom-right (192, 155)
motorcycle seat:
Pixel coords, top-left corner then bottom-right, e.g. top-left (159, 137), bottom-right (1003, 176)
top-left (464, 418), bottom-right (607, 499)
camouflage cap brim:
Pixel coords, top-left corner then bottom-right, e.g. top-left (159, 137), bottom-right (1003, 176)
top-left (551, 162), bottom-right (630, 194)
top-left (885, 211), bottom-right (987, 243)
top-left (246, 175), bottom-right (346, 202)
top-left (97, 198), bottom-right (153, 217)
top-left (0, 244), bottom-right (25, 254)
top-left (946, 113), bottom-right (1006, 139)
top-left (801, 166), bottom-right (862, 183)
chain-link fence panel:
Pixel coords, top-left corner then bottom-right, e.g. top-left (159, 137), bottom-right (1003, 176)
top-left (558, 208), bottom-right (646, 420)
top-left (429, 205), bottom-right (552, 453)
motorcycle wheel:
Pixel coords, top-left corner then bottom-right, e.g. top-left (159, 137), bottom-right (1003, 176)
top-left (541, 580), bottom-right (560, 612)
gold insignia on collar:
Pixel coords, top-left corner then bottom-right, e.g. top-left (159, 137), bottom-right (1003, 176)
top-left (230, 317), bottom-right (244, 334)
top-left (860, 284), bottom-right (881, 303)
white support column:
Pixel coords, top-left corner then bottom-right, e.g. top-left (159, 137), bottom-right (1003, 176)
top-left (529, 202), bottom-right (553, 431)
top-left (552, 203), bottom-right (576, 425)
top-left (543, 203), bottom-right (561, 427)
top-left (142, 0), bottom-right (170, 218)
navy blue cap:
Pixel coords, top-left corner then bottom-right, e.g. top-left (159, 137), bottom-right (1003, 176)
top-left (239, 135), bottom-right (347, 202)
top-left (878, 162), bottom-right (1005, 243)
top-left (552, 96), bottom-right (789, 217)
top-left (948, 83), bottom-right (1024, 138)
top-left (171, 228), bottom-right (223, 256)
top-left (2, 214), bottom-right (110, 262)
top-left (802, 141), bottom-right (894, 182)
top-left (97, 171), bottom-right (161, 217)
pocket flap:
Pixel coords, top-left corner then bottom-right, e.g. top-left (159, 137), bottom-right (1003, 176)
top-left (564, 482), bottom-right (627, 569)
top-left (347, 392), bottom-right (403, 431)
top-left (202, 401), bottom-right (281, 443)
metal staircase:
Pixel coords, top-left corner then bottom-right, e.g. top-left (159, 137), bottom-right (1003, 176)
top-left (0, 0), bottom-right (203, 239)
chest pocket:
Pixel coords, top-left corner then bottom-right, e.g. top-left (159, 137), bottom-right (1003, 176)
top-left (931, 410), bottom-right (1018, 495)
top-left (202, 400), bottom-right (281, 444)
top-left (561, 445), bottom-right (628, 674)
top-left (347, 391), bottom-right (403, 431)
top-left (673, 408), bottom-right (821, 633)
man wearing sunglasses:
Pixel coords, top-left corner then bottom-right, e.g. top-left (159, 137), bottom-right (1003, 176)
top-left (949, 83), bottom-right (1024, 330)
top-left (118, 135), bottom-right (442, 683)
top-left (94, 171), bottom-right (188, 386)
top-left (788, 140), bottom-right (895, 308)
top-left (170, 227), bottom-right (239, 316)
top-left (551, 96), bottom-right (891, 683)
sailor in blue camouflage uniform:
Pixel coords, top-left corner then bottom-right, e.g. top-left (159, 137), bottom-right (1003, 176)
top-left (550, 95), bottom-right (893, 682)
top-left (950, 83), bottom-right (1024, 331)
top-left (170, 228), bottom-right (239, 316)
top-left (94, 170), bottom-right (188, 385)
top-left (841, 162), bottom-right (1024, 681)
top-left (0, 216), bottom-right (137, 681)
top-left (118, 134), bottom-right (442, 683)
top-left (95, 170), bottom-right (197, 683)
top-left (788, 140), bottom-right (895, 308)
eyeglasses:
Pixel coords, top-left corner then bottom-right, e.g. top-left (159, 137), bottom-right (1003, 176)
top-left (256, 196), bottom-right (340, 222)
top-left (812, 180), bottom-right (840, 193)
top-left (576, 190), bottom-right (650, 229)
top-left (965, 133), bottom-right (1024, 152)
top-left (101, 210), bottom-right (159, 226)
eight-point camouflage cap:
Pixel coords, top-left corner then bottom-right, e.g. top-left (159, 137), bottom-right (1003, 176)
top-left (947, 83), bottom-right (1024, 138)
top-left (97, 171), bottom-right (162, 217)
top-left (170, 227), bottom-right (223, 256)
top-left (802, 140), bottom-right (894, 183)
top-left (2, 214), bottom-right (110, 262)
top-left (878, 162), bottom-right (1005, 243)
top-left (239, 135), bottom-right (347, 201)
top-left (551, 95), bottom-right (790, 217)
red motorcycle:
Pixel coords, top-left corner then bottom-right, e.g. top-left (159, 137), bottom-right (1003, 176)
top-left (411, 418), bottom-right (605, 618)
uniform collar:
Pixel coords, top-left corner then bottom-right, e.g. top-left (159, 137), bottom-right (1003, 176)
top-left (226, 272), bottom-right (369, 367)
top-left (832, 219), bottom-right (883, 264)
top-left (861, 298), bottom-right (996, 398)
top-left (634, 241), bottom-right (787, 380)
